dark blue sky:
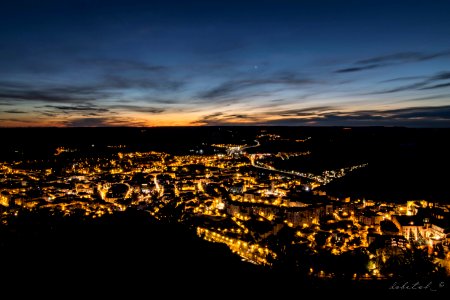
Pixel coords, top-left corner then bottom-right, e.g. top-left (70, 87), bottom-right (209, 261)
top-left (1, 0), bottom-right (450, 126)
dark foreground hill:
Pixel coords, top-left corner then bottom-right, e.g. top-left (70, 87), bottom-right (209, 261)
top-left (1, 208), bottom-right (447, 297)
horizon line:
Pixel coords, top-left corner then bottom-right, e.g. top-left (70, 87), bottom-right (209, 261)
top-left (1, 125), bottom-right (449, 129)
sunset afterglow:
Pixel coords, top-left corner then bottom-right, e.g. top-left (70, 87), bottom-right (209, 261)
top-left (1, 0), bottom-right (450, 127)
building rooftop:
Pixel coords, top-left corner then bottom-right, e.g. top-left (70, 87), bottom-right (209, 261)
top-left (393, 215), bottom-right (424, 227)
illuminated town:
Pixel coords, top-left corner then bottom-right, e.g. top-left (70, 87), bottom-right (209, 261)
top-left (2, 0), bottom-right (450, 294)
top-left (1, 127), bottom-right (449, 285)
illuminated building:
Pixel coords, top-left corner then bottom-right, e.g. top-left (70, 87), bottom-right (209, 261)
top-left (358, 210), bottom-right (384, 226)
top-left (392, 215), bottom-right (425, 241)
top-left (0, 191), bottom-right (11, 207)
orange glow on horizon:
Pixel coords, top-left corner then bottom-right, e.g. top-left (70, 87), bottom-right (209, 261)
top-left (1, 101), bottom-right (446, 127)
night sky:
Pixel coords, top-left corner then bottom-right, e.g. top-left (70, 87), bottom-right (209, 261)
top-left (1, 0), bottom-right (450, 127)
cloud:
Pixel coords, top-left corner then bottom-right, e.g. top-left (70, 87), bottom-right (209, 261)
top-left (335, 50), bottom-right (450, 73)
top-left (430, 72), bottom-right (450, 81)
top-left (80, 58), bottom-right (168, 73)
top-left (192, 105), bottom-right (450, 127)
top-left (419, 82), bottom-right (450, 90)
top-left (228, 114), bottom-right (249, 119)
top-left (368, 71), bottom-right (450, 94)
top-left (0, 72), bottom-right (184, 106)
top-left (384, 105), bottom-right (450, 119)
top-left (0, 118), bottom-right (33, 123)
top-left (2, 109), bottom-right (26, 114)
top-left (379, 76), bottom-right (426, 83)
top-left (0, 82), bottom-right (112, 104)
top-left (35, 103), bottom-right (167, 119)
top-left (273, 106), bottom-right (336, 117)
top-left (41, 104), bottom-right (109, 113)
top-left (0, 89), bottom-right (93, 103)
top-left (357, 51), bottom-right (449, 65)
top-left (397, 94), bottom-right (450, 103)
top-left (64, 117), bottom-right (148, 127)
top-left (35, 104), bottom-right (110, 117)
top-left (109, 105), bottom-right (166, 114)
top-left (199, 73), bottom-right (314, 100)
top-left (193, 111), bottom-right (260, 125)
top-left (335, 64), bottom-right (380, 73)
top-left (102, 74), bottom-right (184, 91)
top-left (153, 99), bottom-right (178, 104)
top-left (82, 59), bottom-right (185, 91)
top-left (275, 105), bottom-right (450, 127)
top-left (200, 112), bottom-right (223, 120)
top-left (0, 55), bottom-right (185, 109)
top-left (63, 118), bottom-right (113, 127)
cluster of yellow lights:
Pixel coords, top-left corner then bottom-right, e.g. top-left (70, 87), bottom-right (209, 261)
top-left (197, 227), bottom-right (275, 265)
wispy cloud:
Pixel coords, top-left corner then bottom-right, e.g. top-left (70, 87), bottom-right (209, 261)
top-left (192, 105), bottom-right (450, 127)
top-left (102, 74), bottom-right (184, 91)
top-left (198, 72), bottom-right (314, 100)
top-left (358, 51), bottom-right (449, 64)
top-left (368, 71), bottom-right (450, 94)
top-left (201, 112), bottom-right (224, 120)
top-left (35, 103), bottom-right (167, 118)
top-left (2, 109), bottom-right (27, 114)
top-left (35, 104), bottom-right (110, 117)
top-left (397, 94), bottom-right (450, 103)
top-left (193, 111), bottom-right (261, 125)
top-left (41, 104), bottom-right (109, 113)
top-left (0, 82), bottom-right (106, 103)
top-left (335, 50), bottom-right (450, 73)
top-left (109, 104), bottom-right (166, 114)
top-left (80, 58), bottom-right (168, 73)
top-left (419, 82), bottom-right (450, 90)
top-left (274, 106), bottom-right (336, 117)
top-left (335, 64), bottom-right (380, 73)
top-left (379, 76), bottom-right (426, 83)
top-left (0, 54), bottom-right (189, 106)
top-left (0, 72), bottom-right (184, 105)
top-left (0, 118), bottom-right (33, 123)
top-left (63, 116), bottom-right (148, 127)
